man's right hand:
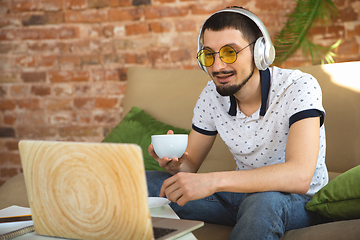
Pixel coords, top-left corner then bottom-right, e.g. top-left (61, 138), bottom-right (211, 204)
top-left (148, 130), bottom-right (188, 175)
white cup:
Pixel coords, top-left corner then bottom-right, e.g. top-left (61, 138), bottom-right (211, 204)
top-left (151, 134), bottom-right (188, 159)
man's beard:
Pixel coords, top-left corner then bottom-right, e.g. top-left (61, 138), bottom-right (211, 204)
top-left (213, 65), bottom-right (255, 96)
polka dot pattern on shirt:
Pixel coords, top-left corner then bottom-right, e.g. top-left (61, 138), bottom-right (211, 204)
top-left (192, 67), bottom-right (328, 196)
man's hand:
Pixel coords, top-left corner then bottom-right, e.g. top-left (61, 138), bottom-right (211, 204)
top-left (160, 172), bottom-right (216, 206)
top-left (148, 130), bottom-right (188, 175)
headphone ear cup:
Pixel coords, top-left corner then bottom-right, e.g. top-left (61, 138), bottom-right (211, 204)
top-left (254, 37), bottom-right (267, 70)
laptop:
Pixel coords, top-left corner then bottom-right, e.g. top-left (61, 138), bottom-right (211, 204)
top-left (19, 140), bottom-right (203, 240)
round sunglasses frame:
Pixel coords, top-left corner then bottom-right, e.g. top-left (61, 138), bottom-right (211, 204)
top-left (197, 41), bottom-right (255, 67)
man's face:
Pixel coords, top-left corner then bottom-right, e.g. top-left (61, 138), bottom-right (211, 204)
top-left (203, 28), bottom-right (255, 96)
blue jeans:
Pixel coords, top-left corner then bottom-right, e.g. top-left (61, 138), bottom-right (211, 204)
top-left (146, 170), bottom-right (328, 240)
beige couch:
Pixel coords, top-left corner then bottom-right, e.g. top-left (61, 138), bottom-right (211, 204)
top-left (1, 61), bottom-right (360, 239)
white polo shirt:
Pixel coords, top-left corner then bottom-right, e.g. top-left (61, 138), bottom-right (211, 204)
top-left (192, 66), bottom-right (328, 196)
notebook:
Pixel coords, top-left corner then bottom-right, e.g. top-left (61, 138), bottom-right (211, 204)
top-left (18, 140), bottom-right (203, 240)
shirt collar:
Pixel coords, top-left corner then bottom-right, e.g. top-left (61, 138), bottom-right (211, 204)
top-left (228, 68), bottom-right (271, 117)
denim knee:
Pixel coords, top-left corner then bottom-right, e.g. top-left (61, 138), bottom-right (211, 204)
top-left (230, 192), bottom-right (314, 240)
top-left (146, 170), bottom-right (172, 197)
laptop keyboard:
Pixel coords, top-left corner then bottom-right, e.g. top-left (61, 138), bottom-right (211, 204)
top-left (153, 227), bottom-right (177, 239)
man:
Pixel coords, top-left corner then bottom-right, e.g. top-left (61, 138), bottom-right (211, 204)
top-left (147, 6), bottom-right (329, 239)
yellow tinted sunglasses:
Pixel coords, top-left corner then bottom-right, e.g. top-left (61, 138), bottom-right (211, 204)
top-left (197, 42), bottom-right (255, 67)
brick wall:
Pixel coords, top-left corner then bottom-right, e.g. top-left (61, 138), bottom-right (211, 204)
top-left (0, 0), bottom-right (359, 186)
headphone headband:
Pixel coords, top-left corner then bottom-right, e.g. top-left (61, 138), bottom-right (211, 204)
top-left (197, 7), bottom-right (275, 72)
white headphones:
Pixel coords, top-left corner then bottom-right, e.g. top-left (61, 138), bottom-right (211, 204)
top-left (197, 7), bottom-right (276, 72)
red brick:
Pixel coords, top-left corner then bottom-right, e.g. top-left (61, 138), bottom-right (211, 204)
top-left (0, 99), bottom-right (16, 110)
top-left (88, 0), bottom-right (110, 9)
top-left (337, 39), bottom-right (359, 55)
top-left (190, 5), bottom-right (221, 15)
top-left (0, 42), bottom-right (13, 54)
top-left (0, 2), bottom-right (10, 15)
top-left (10, 85), bottom-right (30, 97)
top-left (92, 69), bottom-right (105, 82)
top-left (109, 8), bottom-right (144, 21)
top-left (28, 41), bottom-right (72, 53)
top-left (94, 112), bottom-right (116, 123)
top-left (175, 19), bottom-right (196, 32)
top-left (19, 28), bottom-right (40, 40)
top-left (31, 85), bottom-right (51, 96)
top-left (150, 21), bottom-right (172, 33)
top-left (338, 6), bottom-right (358, 22)
top-left (0, 168), bottom-right (19, 178)
top-left (80, 55), bottom-right (101, 65)
top-left (110, 0), bottom-right (132, 7)
top-left (53, 85), bottom-right (73, 97)
top-left (255, 0), bottom-right (289, 12)
top-left (71, 39), bottom-right (101, 53)
top-left (21, 72), bottom-right (46, 83)
top-left (4, 140), bottom-right (20, 151)
top-left (59, 55), bottom-right (81, 68)
top-left (59, 26), bottom-right (80, 39)
top-left (42, 0), bottom-right (64, 11)
top-left (308, 26), bottom-right (345, 40)
top-left (38, 54), bottom-right (57, 67)
top-left (118, 68), bottom-right (127, 81)
top-left (0, 14), bottom-right (13, 28)
top-left (102, 25), bottom-right (114, 38)
top-left (21, 27), bottom-right (60, 40)
top-left (16, 55), bottom-right (36, 68)
top-left (0, 73), bottom-right (18, 83)
top-left (4, 113), bottom-right (16, 125)
top-left (18, 98), bottom-right (40, 109)
top-left (125, 53), bottom-right (147, 64)
top-left (17, 125), bottom-right (57, 138)
top-left (0, 152), bottom-right (21, 165)
top-left (145, 6), bottom-right (189, 19)
top-left (49, 70), bottom-right (90, 82)
top-left (11, 0), bottom-right (40, 12)
top-left (0, 29), bottom-right (17, 41)
top-left (45, 98), bottom-right (72, 111)
top-left (64, 9), bottom-right (108, 23)
top-left (4, 114), bottom-right (17, 125)
top-left (18, 110), bottom-right (46, 125)
top-left (102, 52), bottom-right (120, 64)
top-left (74, 98), bottom-right (94, 109)
top-left (347, 25), bottom-right (360, 39)
top-left (0, 127), bottom-right (16, 138)
top-left (22, 13), bottom-right (63, 26)
top-left (48, 112), bottom-right (75, 125)
top-left (38, 27), bottom-right (60, 39)
top-left (148, 49), bottom-right (170, 65)
top-left (0, 86), bottom-right (6, 98)
top-left (170, 49), bottom-right (191, 62)
top-left (126, 22), bottom-right (150, 35)
top-left (133, 0), bottom-right (151, 5)
top-left (95, 97), bottom-right (117, 108)
top-left (66, 0), bottom-right (86, 10)
top-left (75, 84), bottom-right (92, 95)
top-left (101, 82), bottom-right (126, 95)
top-left (59, 126), bottom-right (100, 137)
top-left (104, 69), bottom-right (120, 81)
top-left (77, 112), bottom-right (92, 124)
top-left (156, 0), bottom-right (176, 3)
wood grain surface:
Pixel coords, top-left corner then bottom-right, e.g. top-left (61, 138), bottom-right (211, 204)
top-left (19, 140), bottom-right (153, 240)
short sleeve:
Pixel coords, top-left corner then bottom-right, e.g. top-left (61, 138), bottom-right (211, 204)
top-left (192, 82), bottom-right (218, 135)
top-left (286, 72), bottom-right (325, 127)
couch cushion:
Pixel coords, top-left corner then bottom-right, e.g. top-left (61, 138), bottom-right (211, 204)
top-left (0, 173), bottom-right (29, 209)
top-left (305, 165), bottom-right (360, 220)
top-left (102, 106), bottom-right (190, 172)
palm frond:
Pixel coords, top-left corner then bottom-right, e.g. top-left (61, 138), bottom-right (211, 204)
top-left (274, 0), bottom-right (339, 64)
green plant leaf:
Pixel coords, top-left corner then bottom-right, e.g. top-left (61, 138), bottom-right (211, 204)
top-left (274, 0), bottom-right (340, 65)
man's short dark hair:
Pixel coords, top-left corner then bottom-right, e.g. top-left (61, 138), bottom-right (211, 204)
top-left (200, 9), bottom-right (262, 54)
